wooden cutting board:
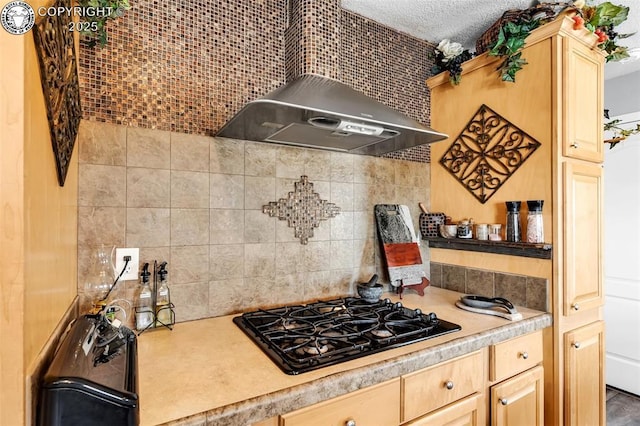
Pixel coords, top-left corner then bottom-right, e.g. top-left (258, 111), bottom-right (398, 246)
top-left (374, 204), bottom-right (429, 296)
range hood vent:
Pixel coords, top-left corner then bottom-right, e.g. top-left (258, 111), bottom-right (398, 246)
top-left (216, 74), bottom-right (447, 156)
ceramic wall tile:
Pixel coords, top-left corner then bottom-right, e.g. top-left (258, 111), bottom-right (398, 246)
top-left (429, 262), bottom-right (443, 288)
top-left (171, 171), bottom-right (210, 208)
top-left (126, 208), bottom-right (171, 247)
top-left (330, 211), bottom-right (354, 241)
top-left (526, 277), bottom-right (549, 311)
top-left (171, 132), bottom-right (211, 172)
top-left (127, 168), bottom-right (171, 208)
top-left (244, 210), bottom-right (275, 243)
top-left (171, 245), bottom-right (209, 285)
top-left (245, 176), bottom-right (276, 210)
top-left (211, 138), bottom-right (244, 175)
top-left (495, 273), bottom-right (527, 307)
top-left (442, 264), bottom-right (466, 293)
top-left (126, 127), bottom-right (171, 169)
top-left (209, 244), bottom-right (244, 280)
top-left (208, 278), bottom-right (246, 317)
top-left (353, 238), bottom-right (375, 270)
top-left (276, 146), bottom-right (306, 179)
top-left (78, 164), bottom-right (126, 207)
top-left (330, 240), bottom-right (354, 270)
top-left (305, 150), bottom-right (332, 181)
top-left (210, 209), bottom-right (244, 245)
top-left (78, 206), bottom-right (126, 247)
top-left (78, 120), bottom-right (126, 166)
top-left (275, 242), bottom-right (306, 274)
top-left (245, 142), bottom-right (276, 177)
top-left (330, 153), bottom-right (354, 183)
top-left (244, 243), bottom-right (276, 278)
top-left (466, 269), bottom-right (495, 296)
top-left (353, 210), bottom-right (375, 240)
top-left (170, 209), bottom-right (210, 246)
top-left (303, 270), bottom-right (333, 300)
top-left (210, 173), bottom-right (244, 209)
top-left (304, 241), bottom-right (331, 272)
top-left (170, 282), bottom-right (209, 322)
top-left (331, 182), bottom-right (354, 212)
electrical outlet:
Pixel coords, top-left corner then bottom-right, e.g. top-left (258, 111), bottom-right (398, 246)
top-left (115, 248), bottom-right (140, 281)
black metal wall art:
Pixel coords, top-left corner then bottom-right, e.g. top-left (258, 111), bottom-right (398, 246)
top-left (33, 0), bottom-right (82, 186)
top-left (439, 104), bottom-right (540, 204)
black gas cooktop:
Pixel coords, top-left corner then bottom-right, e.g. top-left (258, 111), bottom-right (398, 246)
top-left (233, 297), bottom-right (461, 375)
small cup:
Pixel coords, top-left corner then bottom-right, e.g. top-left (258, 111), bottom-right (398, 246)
top-left (475, 224), bottom-right (489, 240)
top-left (489, 223), bottom-right (502, 241)
top-left (439, 224), bottom-right (458, 239)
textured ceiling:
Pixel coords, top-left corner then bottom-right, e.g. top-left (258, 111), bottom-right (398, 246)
top-left (340, 0), bottom-right (640, 80)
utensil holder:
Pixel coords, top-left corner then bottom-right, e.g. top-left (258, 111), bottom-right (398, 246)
top-left (419, 212), bottom-right (446, 238)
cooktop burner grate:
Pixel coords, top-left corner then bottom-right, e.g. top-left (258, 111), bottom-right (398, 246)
top-left (233, 297), bottom-right (461, 375)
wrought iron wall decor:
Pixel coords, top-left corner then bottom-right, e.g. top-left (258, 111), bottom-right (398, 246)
top-left (263, 176), bottom-right (340, 244)
top-left (33, 0), bottom-right (82, 186)
top-left (439, 104), bottom-right (541, 204)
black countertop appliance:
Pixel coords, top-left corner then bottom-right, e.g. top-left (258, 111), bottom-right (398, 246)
top-left (38, 314), bottom-right (139, 426)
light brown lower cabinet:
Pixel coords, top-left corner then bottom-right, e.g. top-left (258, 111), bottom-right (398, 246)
top-left (564, 320), bottom-right (605, 426)
top-left (280, 378), bottom-right (400, 426)
top-left (491, 365), bottom-right (544, 426)
top-left (256, 331), bottom-right (546, 426)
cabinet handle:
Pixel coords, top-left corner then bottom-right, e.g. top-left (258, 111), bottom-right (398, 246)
top-left (445, 380), bottom-right (454, 390)
top-left (499, 398), bottom-right (509, 406)
top-left (571, 303), bottom-right (580, 311)
top-left (571, 142), bottom-right (579, 148)
top-left (519, 351), bottom-right (529, 360)
top-left (345, 420), bottom-right (356, 426)
top-left (572, 342), bottom-right (581, 349)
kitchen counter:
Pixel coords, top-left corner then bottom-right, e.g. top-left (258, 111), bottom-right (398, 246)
top-left (137, 287), bottom-right (552, 425)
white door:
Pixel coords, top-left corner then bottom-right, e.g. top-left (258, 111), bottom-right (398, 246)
top-left (604, 111), bottom-right (640, 396)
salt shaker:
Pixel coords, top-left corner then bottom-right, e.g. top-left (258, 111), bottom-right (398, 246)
top-left (505, 201), bottom-right (522, 242)
top-left (526, 200), bottom-right (544, 243)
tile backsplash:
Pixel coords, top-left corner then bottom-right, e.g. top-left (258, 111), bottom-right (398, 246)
top-left (77, 120), bottom-right (432, 322)
top-left (430, 262), bottom-right (549, 311)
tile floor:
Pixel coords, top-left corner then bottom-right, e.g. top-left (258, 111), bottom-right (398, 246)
top-left (607, 386), bottom-right (640, 425)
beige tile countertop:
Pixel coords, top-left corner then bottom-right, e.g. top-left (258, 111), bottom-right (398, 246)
top-left (137, 287), bottom-right (552, 425)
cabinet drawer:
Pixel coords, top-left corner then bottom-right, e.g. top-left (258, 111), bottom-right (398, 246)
top-left (490, 330), bottom-right (543, 382)
top-left (280, 378), bottom-right (399, 426)
top-left (402, 351), bottom-right (483, 423)
top-left (404, 393), bottom-right (484, 426)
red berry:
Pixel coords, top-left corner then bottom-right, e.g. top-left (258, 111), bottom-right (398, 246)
top-left (595, 28), bottom-right (608, 43)
top-left (572, 15), bottom-right (584, 30)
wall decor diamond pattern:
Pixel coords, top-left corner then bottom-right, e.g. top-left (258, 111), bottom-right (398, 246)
top-left (263, 176), bottom-right (340, 244)
top-left (439, 104), bottom-right (541, 204)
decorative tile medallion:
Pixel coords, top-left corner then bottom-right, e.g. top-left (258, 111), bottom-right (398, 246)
top-left (263, 176), bottom-right (340, 244)
top-left (440, 104), bottom-right (541, 204)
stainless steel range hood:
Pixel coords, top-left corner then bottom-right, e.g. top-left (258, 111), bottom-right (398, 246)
top-left (216, 74), bottom-right (448, 156)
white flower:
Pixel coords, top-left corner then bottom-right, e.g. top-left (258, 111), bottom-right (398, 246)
top-left (437, 39), bottom-right (464, 62)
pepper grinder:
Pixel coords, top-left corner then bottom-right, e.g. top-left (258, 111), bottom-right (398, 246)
top-left (505, 201), bottom-right (522, 242)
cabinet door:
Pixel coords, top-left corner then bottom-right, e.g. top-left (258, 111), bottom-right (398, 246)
top-left (280, 378), bottom-right (399, 426)
top-left (563, 36), bottom-right (604, 162)
top-left (563, 161), bottom-right (603, 315)
top-left (405, 393), bottom-right (484, 426)
top-left (491, 365), bottom-right (544, 426)
top-left (564, 321), bottom-right (605, 426)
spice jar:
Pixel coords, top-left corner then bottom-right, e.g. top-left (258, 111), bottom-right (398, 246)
top-left (475, 223), bottom-right (489, 240)
top-left (526, 200), bottom-right (544, 243)
top-left (505, 201), bottom-right (522, 242)
top-left (457, 219), bottom-right (472, 239)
